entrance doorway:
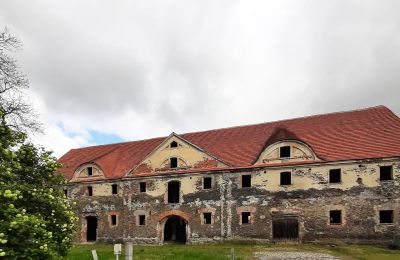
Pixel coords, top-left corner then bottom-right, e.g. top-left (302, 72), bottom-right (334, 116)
top-left (86, 216), bottom-right (98, 242)
top-left (272, 216), bottom-right (299, 242)
top-left (164, 216), bottom-right (186, 243)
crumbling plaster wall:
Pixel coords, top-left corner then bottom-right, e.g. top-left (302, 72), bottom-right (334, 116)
top-left (68, 158), bottom-right (400, 244)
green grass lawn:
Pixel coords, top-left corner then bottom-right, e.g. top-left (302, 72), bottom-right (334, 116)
top-left (66, 243), bottom-right (400, 260)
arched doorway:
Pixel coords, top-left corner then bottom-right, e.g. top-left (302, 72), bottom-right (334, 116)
top-left (86, 216), bottom-right (98, 242)
top-left (163, 215), bottom-right (187, 243)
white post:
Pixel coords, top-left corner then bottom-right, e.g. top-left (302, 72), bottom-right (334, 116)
top-left (125, 242), bottom-right (133, 260)
top-left (91, 250), bottom-right (98, 260)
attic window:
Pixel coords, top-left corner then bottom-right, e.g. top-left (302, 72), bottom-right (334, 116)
top-left (170, 141), bottom-right (178, 148)
top-left (380, 166), bottom-right (393, 181)
top-left (280, 146), bottom-right (291, 158)
top-left (329, 169), bottom-right (341, 183)
top-left (241, 175), bottom-right (251, 188)
top-left (111, 184), bottom-right (118, 195)
top-left (170, 157), bottom-right (178, 168)
top-left (87, 167), bottom-right (93, 176)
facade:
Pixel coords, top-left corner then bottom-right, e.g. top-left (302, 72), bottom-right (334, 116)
top-left (59, 106), bottom-right (400, 244)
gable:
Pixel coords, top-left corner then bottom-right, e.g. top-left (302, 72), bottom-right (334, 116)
top-left (130, 133), bottom-right (229, 175)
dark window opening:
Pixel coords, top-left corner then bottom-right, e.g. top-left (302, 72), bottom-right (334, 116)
top-left (241, 212), bottom-right (251, 224)
top-left (87, 186), bottom-right (93, 196)
top-left (164, 216), bottom-right (186, 243)
top-left (140, 182), bottom-right (147, 192)
top-left (280, 146), bottom-right (291, 158)
top-left (380, 166), bottom-right (393, 181)
top-left (170, 141), bottom-right (178, 148)
top-left (168, 181), bottom-right (180, 203)
top-left (139, 215), bottom-right (146, 226)
top-left (203, 212), bottom-right (212, 224)
top-left (111, 215), bottom-right (117, 226)
top-left (87, 167), bottom-right (93, 176)
top-left (111, 184), bottom-right (118, 194)
top-left (64, 189), bottom-right (68, 197)
top-left (86, 216), bottom-right (97, 242)
top-left (330, 210), bottom-right (342, 224)
top-left (203, 177), bottom-right (212, 189)
top-left (379, 210), bottom-right (394, 224)
top-left (280, 172), bottom-right (291, 185)
top-left (242, 175), bottom-right (251, 188)
top-left (329, 169), bottom-right (341, 183)
top-left (170, 157), bottom-right (178, 168)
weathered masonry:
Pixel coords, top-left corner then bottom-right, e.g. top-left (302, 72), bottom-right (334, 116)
top-left (58, 106), bottom-right (400, 244)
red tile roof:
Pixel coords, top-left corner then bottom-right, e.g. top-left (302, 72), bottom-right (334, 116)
top-left (58, 106), bottom-right (400, 180)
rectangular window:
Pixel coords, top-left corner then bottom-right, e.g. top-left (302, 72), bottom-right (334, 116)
top-left (203, 177), bottom-right (212, 189)
top-left (64, 189), bottom-right (68, 197)
top-left (170, 157), bottom-right (178, 168)
top-left (380, 166), bottom-right (393, 181)
top-left (241, 212), bottom-right (251, 224)
top-left (87, 186), bottom-right (93, 196)
top-left (140, 182), bottom-right (146, 192)
top-left (203, 212), bottom-right (212, 224)
top-left (87, 167), bottom-right (93, 176)
top-left (280, 172), bottom-right (291, 185)
top-left (111, 215), bottom-right (117, 226)
top-left (280, 146), bottom-right (291, 158)
top-left (379, 210), bottom-right (394, 224)
top-left (329, 210), bottom-right (342, 224)
top-left (242, 175), bottom-right (251, 188)
top-left (329, 169), bottom-right (341, 183)
top-left (111, 184), bottom-right (118, 195)
top-left (139, 215), bottom-right (146, 226)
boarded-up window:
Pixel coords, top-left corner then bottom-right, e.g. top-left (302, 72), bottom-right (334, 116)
top-left (280, 172), bottom-right (291, 185)
top-left (329, 169), bottom-right (341, 183)
top-left (241, 212), bottom-right (251, 224)
top-left (330, 210), bottom-right (342, 224)
top-left (242, 175), bottom-right (251, 188)
top-left (140, 182), bottom-right (146, 192)
top-left (203, 177), bottom-right (212, 189)
top-left (380, 166), bottom-right (393, 181)
top-left (203, 212), bottom-right (212, 224)
top-left (379, 210), bottom-right (394, 223)
top-left (280, 146), bottom-right (291, 158)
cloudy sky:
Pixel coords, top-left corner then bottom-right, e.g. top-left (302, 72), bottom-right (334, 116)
top-left (1, 0), bottom-right (400, 157)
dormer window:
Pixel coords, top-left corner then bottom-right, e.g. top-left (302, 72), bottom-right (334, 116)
top-left (170, 141), bottom-right (178, 148)
top-left (170, 157), bottom-right (178, 168)
top-left (87, 167), bottom-right (93, 176)
top-left (279, 146), bottom-right (291, 158)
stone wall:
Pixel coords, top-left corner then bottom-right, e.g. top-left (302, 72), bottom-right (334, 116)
top-left (68, 158), bottom-right (400, 244)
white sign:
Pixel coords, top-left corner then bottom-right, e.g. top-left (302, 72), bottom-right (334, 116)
top-left (114, 244), bottom-right (122, 255)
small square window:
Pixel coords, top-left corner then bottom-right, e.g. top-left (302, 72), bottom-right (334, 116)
top-left (241, 212), bottom-right (251, 224)
top-left (203, 212), bottom-right (212, 224)
top-left (380, 166), bottom-right (393, 181)
top-left (111, 215), bottom-right (117, 226)
top-left (330, 210), bottom-right (342, 224)
top-left (242, 175), bottom-right (251, 188)
top-left (203, 177), bottom-right (212, 189)
top-left (329, 169), bottom-right (341, 183)
top-left (139, 215), bottom-right (146, 226)
top-left (280, 146), bottom-right (291, 158)
top-left (379, 210), bottom-right (394, 224)
top-left (87, 167), bottom-right (93, 176)
top-left (87, 186), bottom-right (93, 196)
top-left (111, 184), bottom-right (118, 195)
top-left (140, 182), bottom-right (146, 192)
top-left (280, 172), bottom-right (291, 185)
top-left (170, 157), bottom-right (178, 168)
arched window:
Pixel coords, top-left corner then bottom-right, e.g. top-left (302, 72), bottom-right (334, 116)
top-left (170, 141), bottom-right (178, 148)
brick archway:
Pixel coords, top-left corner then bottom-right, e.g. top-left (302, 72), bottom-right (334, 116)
top-left (157, 210), bottom-right (190, 244)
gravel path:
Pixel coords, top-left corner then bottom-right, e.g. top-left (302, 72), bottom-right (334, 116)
top-left (254, 251), bottom-right (340, 260)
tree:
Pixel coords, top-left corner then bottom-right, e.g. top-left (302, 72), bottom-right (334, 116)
top-left (0, 28), bottom-right (77, 259)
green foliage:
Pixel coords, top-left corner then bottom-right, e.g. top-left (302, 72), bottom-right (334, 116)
top-left (0, 109), bottom-right (77, 259)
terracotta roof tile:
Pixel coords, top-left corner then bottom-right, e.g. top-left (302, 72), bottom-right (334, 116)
top-left (58, 106), bottom-right (400, 180)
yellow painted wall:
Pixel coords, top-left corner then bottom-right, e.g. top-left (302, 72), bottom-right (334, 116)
top-left (256, 141), bottom-right (317, 164)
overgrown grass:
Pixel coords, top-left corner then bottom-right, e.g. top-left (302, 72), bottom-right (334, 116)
top-left (66, 243), bottom-right (400, 260)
